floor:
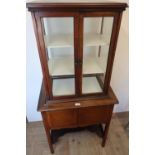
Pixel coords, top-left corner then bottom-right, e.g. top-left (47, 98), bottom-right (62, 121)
top-left (26, 112), bottom-right (129, 155)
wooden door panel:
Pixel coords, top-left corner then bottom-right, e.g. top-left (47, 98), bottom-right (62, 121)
top-left (45, 109), bottom-right (77, 129)
top-left (78, 105), bottom-right (113, 126)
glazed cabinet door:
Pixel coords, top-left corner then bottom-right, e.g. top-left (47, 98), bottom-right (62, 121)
top-left (79, 12), bottom-right (122, 96)
top-left (33, 12), bottom-right (80, 100)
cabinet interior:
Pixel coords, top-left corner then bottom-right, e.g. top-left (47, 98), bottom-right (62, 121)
top-left (42, 16), bottom-right (113, 96)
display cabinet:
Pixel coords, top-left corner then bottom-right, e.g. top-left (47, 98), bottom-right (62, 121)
top-left (27, 0), bottom-right (127, 153)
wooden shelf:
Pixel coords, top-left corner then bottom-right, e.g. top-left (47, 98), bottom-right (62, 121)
top-left (48, 57), bottom-right (74, 76)
top-left (52, 77), bottom-right (102, 96)
top-left (44, 33), bottom-right (108, 48)
top-left (84, 33), bottom-right (108, 47)
top-left (48, 57), bottom-right (106, 76)
top-left (44, 34), bottom-right (73, 48)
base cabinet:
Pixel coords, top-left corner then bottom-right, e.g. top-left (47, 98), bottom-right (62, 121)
top-left (42, 105), bottom-right (114, 154)
top-left (42, 105), bottom-right (113, 129)
top-left (40, 87), bottom-right (116, 154)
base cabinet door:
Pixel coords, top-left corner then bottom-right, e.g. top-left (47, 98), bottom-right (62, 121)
top-left (78, 105), bottom-right (113, 126)
top-left (44, 109), bottom-right (77, 129)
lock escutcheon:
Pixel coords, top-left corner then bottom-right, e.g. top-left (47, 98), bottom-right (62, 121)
top-left (75, 102), bottom-right (81, 106)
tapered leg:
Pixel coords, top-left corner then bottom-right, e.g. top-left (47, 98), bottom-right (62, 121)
top-left (42, 113), bottom-right (54, 153)
top-left (102, 122), bottom-right (111, 147)
top-left (44, 127), bottom-right (54, 153)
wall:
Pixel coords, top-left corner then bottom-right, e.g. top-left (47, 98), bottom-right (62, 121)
top-left (26, 11), bottom-right (42, 121)
top-left (111, 0), bottom-right (129, 112)
top-left (26, 0), bottom-right (129, 122)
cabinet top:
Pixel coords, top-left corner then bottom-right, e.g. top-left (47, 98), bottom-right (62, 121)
top-left (26, 0), bottom-right (128, 11)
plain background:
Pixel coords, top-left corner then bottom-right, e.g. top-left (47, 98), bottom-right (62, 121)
top-left (26, 0), bottom-right (129, 122)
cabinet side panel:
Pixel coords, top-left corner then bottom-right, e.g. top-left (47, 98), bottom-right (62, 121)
top-left (103, 12), bottom-right (123, 93)
top-left (31, 12), bottom-right (53, 99)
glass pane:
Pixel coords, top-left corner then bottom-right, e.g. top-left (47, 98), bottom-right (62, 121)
top-left (82, 17), bottom-right (114, 94)
top-left (53, 78), bottom-right (75, 96)
top-left (42, 17), bottom-right (75, 96)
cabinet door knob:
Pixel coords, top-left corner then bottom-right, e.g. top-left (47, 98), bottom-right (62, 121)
top-left (75, 102), bottom-right (81, 106)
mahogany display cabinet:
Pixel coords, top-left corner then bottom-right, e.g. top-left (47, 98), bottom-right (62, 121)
top-left (27, 0), bottom-right (127, 153)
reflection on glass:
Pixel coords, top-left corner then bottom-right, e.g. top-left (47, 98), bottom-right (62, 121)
top-left (42, 17), bottom-right (75, 96)
top-left (82, 17), bottom-right (114, 94)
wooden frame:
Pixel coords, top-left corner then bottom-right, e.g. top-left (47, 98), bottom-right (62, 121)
top-left (31, 10), bottom-right (124, 101)
top-left (27, 2), bottom-right (127, 12)
top-left (34, 11), bottom-right (80, 100)
top-left (38, 81), bottom-right (117, 153)
top-left (79, 11), bottom-right (122, 95)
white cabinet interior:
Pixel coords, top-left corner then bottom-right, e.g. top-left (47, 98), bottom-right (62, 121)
top-left (42, 17), bottom-right (113, 95)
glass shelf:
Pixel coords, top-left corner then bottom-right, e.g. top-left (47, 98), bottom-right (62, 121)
top-left (48, 57), bottom-right (74, 76)
top-left (44, 34), bottom-right (73, 48)
top-left (84, 33), bottom-right (109, 46)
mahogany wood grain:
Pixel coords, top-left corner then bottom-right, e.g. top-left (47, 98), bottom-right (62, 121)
top-left (78, 105), bottom-right (113, 126)
top-left (78, 14), bottom-right (83, 96)
top-left (102, 121), bottom-right (111, 146)
top-left (31, 13), bottom-right (52, 99)
top-left (37, 83), bottom-right (118, 112)
top-left (74, 13), bottom-right (80, 96)
top-left (43, 109), bottom-right (77, 129)
top-left (38, 82), bottom-right (118, 107)
top-left (42, 112), bottom-right (54, 153)
top-left (27, 2), bottom-right (128, 12)
top-left (103, 12), bottom-right (123, 93)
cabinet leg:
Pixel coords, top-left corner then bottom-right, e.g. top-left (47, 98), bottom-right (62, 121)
top-left (42, 113), bottom-right (54, 153)
top-left (44, 128), bottom-right (54, 154)
top-left (102, 122), bottom-right (110, 147)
